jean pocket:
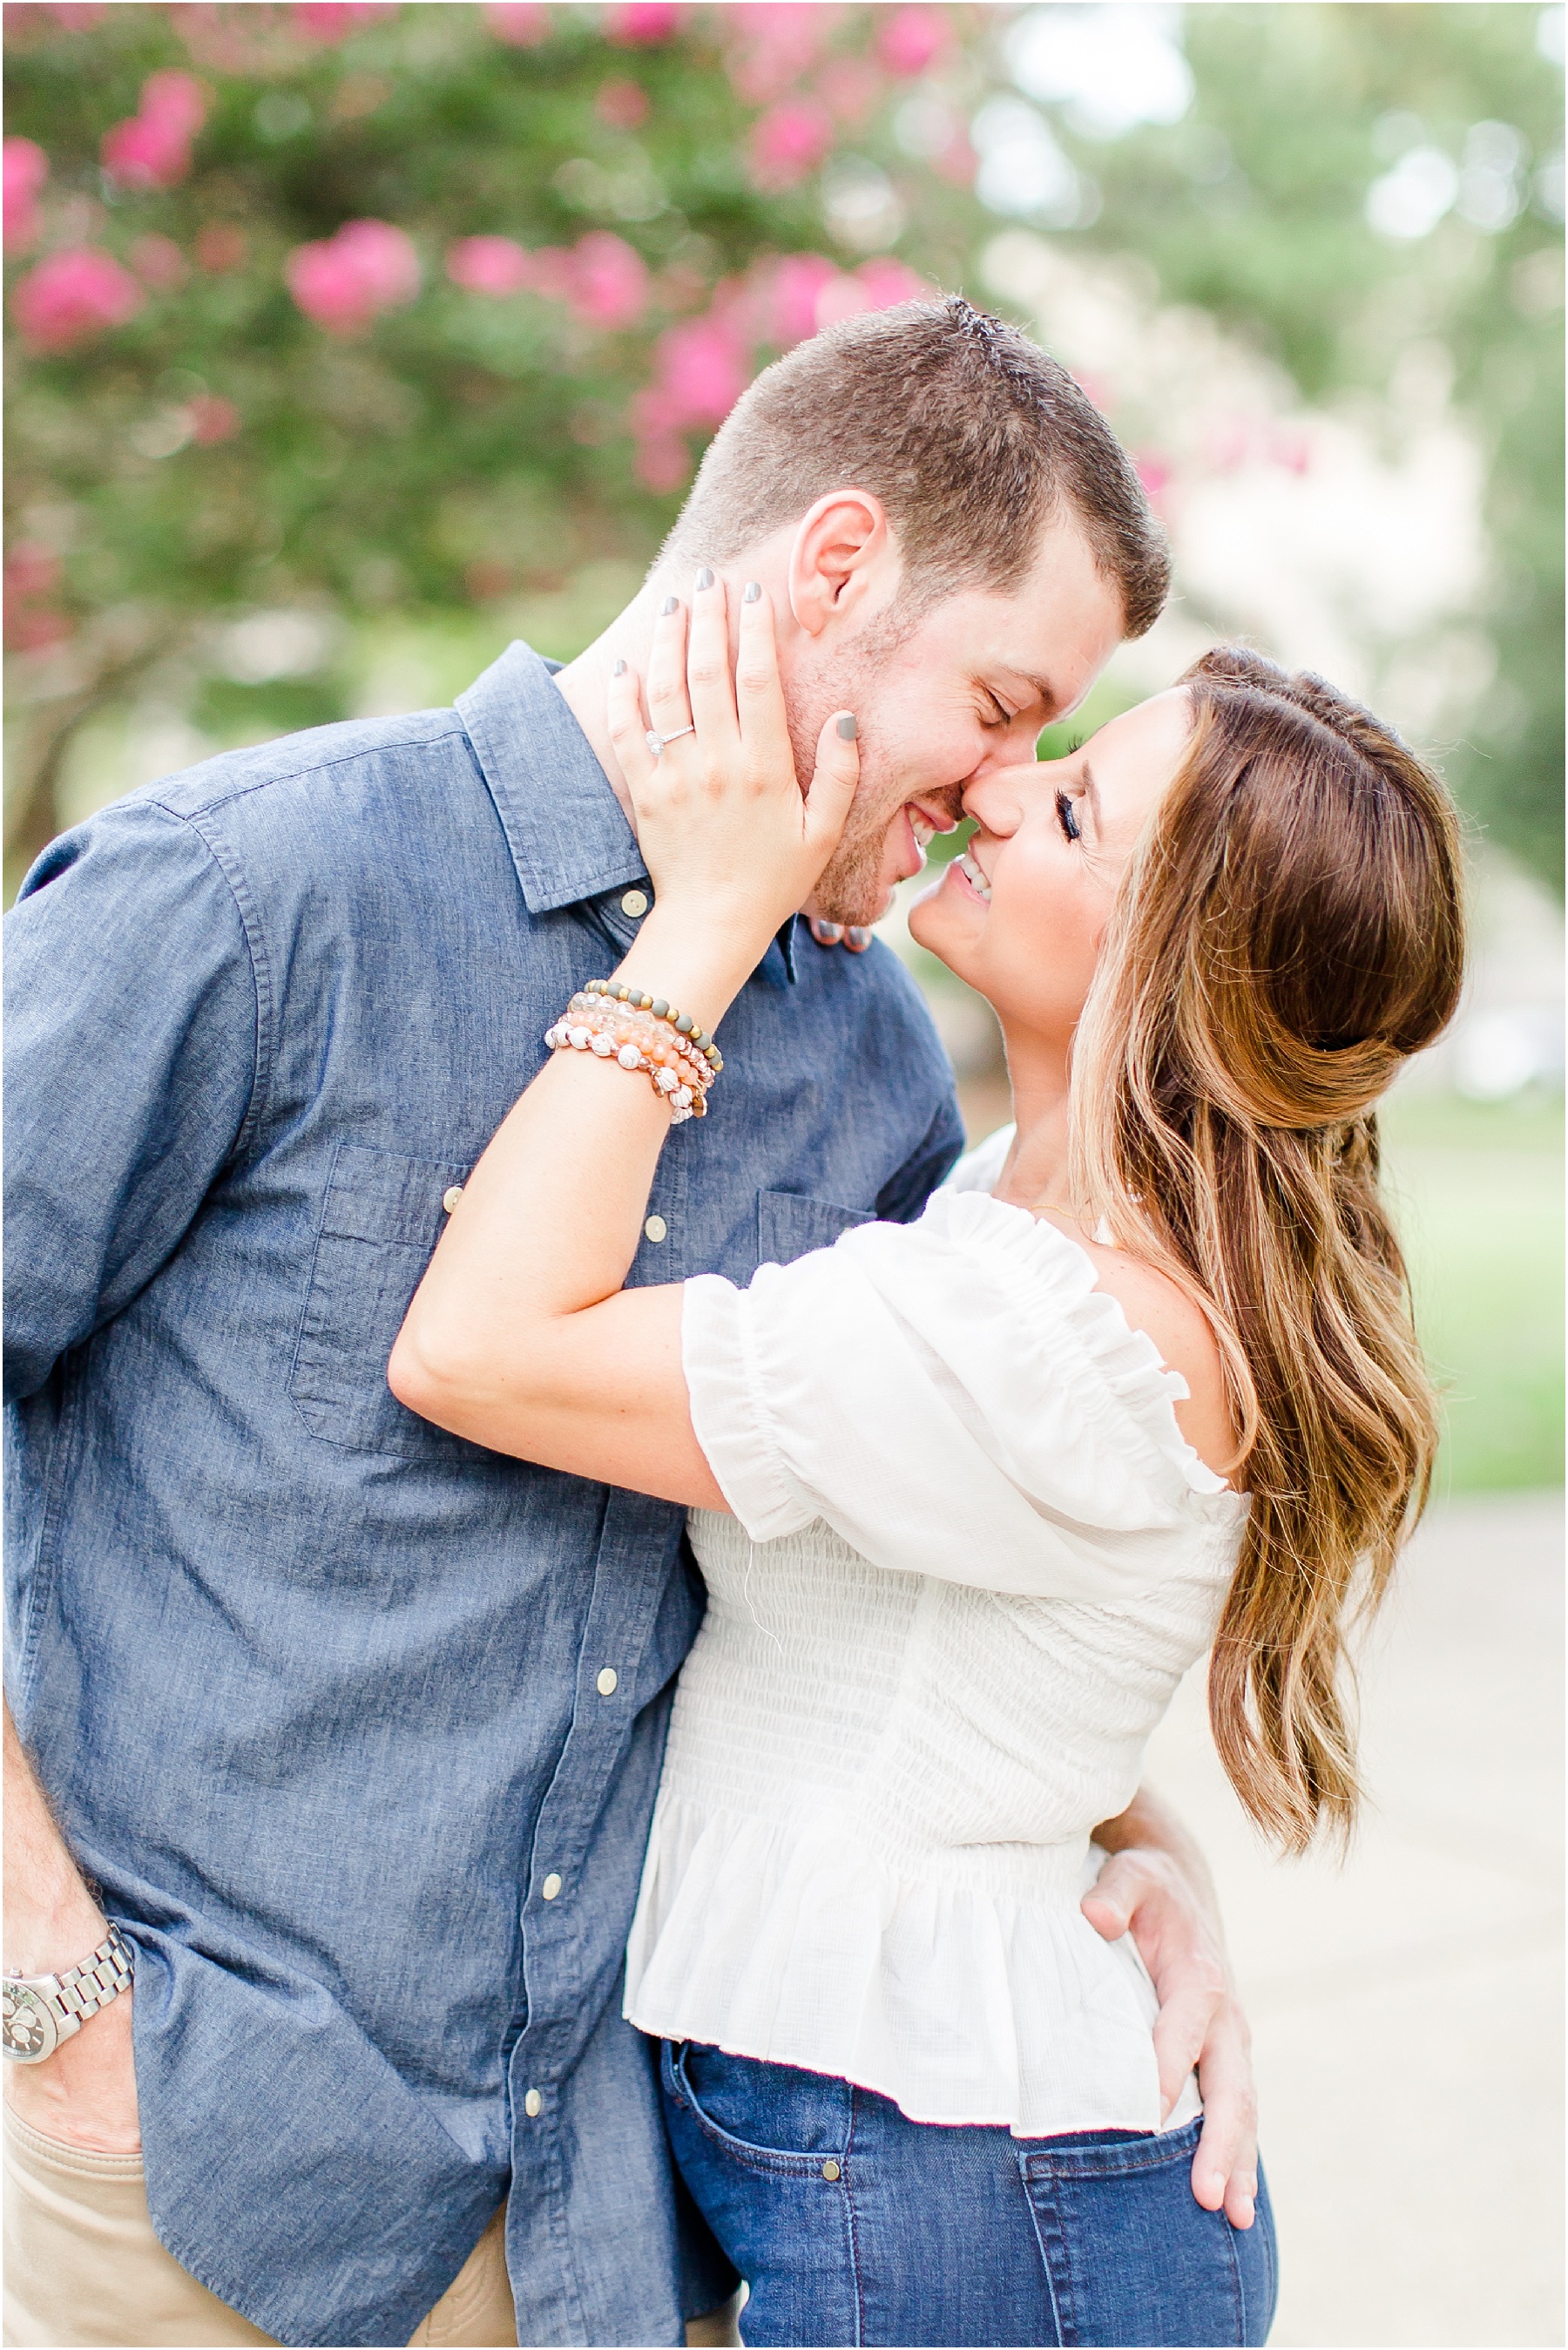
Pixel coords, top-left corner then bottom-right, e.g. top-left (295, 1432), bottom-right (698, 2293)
top-left (662, 2042), bottom-right (851, 2177)
top-left (1018, 2120), bottom-right (1277, 2348)
top-left (289, 1142), bottom-right (483, 1461)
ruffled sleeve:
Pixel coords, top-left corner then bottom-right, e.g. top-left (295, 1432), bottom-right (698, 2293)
top-left (681, 1191), bottom-right (1244, 1606)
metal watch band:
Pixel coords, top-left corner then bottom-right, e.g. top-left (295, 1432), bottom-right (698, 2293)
top-left (56, 1925), bottom-right (134, 2023)
top-left (2, 1924), bottom-right (133, 2063)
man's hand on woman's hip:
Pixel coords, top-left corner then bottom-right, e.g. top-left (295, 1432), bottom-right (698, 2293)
top-left (1082, 1793), bottom-right (1259, 2232)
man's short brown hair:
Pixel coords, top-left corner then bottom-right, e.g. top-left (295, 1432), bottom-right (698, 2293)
top-left (665, 295), bottom-right (1169, 638)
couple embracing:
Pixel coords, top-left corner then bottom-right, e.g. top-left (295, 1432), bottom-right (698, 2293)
top-left (4, 299), bottom-right (1462, 2350)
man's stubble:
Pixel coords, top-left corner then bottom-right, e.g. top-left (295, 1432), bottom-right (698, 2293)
top-left (785, 608), bottom-right (940, 930)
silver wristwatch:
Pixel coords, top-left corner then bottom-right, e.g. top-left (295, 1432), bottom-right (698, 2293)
top-left (2, 1926), bottom-right (133, 2065)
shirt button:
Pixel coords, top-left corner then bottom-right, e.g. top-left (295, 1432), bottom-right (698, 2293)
top-left (621, 889), bottom-right (649, 918)
top-left (541, 1873), bottom-right (563, 1901)
top-left (442, 1186), bottom-right (463, 1214)
top-left (821, 2159), bottom-right (841, 2181)
top-left (644, 1215), bottom-right (667, 1244)
top-left (597, 1667), bottom-right (618, 1696)
top-left (524, 2089), bottom-right (543, 2118)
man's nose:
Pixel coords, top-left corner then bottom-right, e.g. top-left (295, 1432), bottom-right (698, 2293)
top-left (963, 763), bottom-right (1030, 832)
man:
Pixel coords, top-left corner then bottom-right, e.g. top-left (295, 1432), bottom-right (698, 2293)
top-left (4, 298), bottom-right (1255, 2350)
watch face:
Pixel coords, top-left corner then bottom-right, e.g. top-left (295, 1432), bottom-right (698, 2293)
top-left (2, 1982), bottom-right (57, 2062)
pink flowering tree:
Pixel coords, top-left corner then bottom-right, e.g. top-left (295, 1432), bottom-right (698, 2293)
top-left (3, 0), bottom-right (1004, 878)
top-left (5, 3), bottom-right (1561, 884)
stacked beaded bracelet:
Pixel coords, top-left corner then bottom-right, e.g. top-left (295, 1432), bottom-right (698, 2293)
top-left (544, 989), bottom-right (718, 1123)
top-left (581, 977), bottom-right (724, 1073)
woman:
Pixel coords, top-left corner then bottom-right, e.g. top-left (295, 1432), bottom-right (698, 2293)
top-left (390, 576), bottom-right (1463, 2347)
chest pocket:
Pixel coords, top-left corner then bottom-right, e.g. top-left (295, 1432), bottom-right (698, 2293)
top-left (290, 1143), bottom-right (483, 1461)
top-left (757, 1189), bottom-right (875, 1268)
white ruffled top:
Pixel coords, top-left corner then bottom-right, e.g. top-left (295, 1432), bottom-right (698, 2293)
top-left (623, 1132), bottom-right (1248, 2139)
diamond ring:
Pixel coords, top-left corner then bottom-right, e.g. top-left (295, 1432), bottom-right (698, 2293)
top-left (645, 725), bottom-right (695, 758)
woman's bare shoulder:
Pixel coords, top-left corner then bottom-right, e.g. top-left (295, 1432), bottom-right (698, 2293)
top-left (1060, 1224), bottom-right (1239, 1478)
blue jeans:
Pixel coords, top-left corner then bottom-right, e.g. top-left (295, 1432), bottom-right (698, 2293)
top-left (660, 2042), bottom-right (1277, 2347)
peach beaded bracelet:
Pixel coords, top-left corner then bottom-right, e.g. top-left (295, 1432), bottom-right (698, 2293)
top-left (582, 977), bottom-right (723, 1073)
top-left (544, 989), bottom-right (717, 1122)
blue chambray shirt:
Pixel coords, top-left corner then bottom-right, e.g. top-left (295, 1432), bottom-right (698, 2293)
top-left (3, 643), bottom-right (963, 2350)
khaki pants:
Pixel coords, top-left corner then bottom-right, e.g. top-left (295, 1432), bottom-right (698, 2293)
top-left (3, 2103), bottom-right (517, 2348)
top-left (3, 2103), bottom-right (743, 2350)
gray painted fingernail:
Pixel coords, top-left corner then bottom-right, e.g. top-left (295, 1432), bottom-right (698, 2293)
top-left (695, 566), bottom-right (714, 592)
top-left (814, 921), bottom-right (844, 944)
top-left (612, 657), bottom-right (626, 676)
top-left (659, 594), bottom-right (678, 616)
top-left (743, 581), bottom-right (761, 604)
top-left (847, 926), bottom-right (871, 949)
top-left (837, 714), bottom-right (857, 741)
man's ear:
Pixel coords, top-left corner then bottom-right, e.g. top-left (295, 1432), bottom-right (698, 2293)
top-left (787, 490), bottom-right (897, 640)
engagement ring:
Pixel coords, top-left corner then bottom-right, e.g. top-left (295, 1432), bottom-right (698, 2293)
top-left (645, 726), bottom-right (695, 758)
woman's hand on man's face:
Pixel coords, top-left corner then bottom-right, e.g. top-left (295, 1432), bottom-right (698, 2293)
top-left (607, 572), bottom-right (860, 965)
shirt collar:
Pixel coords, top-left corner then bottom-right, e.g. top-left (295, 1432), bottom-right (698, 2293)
top-left (456, 640), bottom-right (648, 918)
top-left (457, 638), bottom-right (798, 981)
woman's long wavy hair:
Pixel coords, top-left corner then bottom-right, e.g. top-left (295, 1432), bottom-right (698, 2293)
top-left (1070, 647), bottom-right (1465, 1853)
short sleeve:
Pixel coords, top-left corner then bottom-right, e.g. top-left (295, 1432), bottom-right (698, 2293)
top-left (4, 799), bottom-right (262, 1401)
top-left (681, 1191), bottom-right (1240, 1604)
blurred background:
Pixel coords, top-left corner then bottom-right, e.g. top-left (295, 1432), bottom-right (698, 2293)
top-left (3, 4), bottom-right (1562, 2341)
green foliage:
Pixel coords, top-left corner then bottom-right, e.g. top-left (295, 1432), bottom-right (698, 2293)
top-left (1380, 1088), bottom-right (1565, 1492)
top-left (5, 1), bottom-right (1562, 898)
top-left (1052, 3), bottom-right (1565, 885)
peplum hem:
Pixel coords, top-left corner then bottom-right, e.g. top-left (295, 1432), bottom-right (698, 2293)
top-left (624, 1791), bottom-right (1199, 2141)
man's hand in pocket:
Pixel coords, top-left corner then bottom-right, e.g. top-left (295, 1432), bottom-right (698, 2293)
top-left (4, 1704), bottom-right (140, 2155)
top-left (5, 1973), bottom-right (140, 2154)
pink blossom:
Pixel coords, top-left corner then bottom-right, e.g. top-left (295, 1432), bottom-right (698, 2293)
top-left (604, 3), bottom-right (686, 46)
top-left (747, 98), bottom-right (833, 192)
top-left (5, 605), bottom-right (74, 654)
top-left (293, 3), bottom-right (395, 42)
top-left (189, 394), bottom-right (241, 444)
top-left (131, 234), bottom-right (187, 290)
top-left (816, 58), bottom-right (882, 125)
top-left (567, 231), bottom-right (649, 330)
top-left (849, 257), bottom-right (928, 309)
top-left (644, 315), bottom-right (748, 428)
top-left (102, 112), bottom-right (193, 193)
top-left (631, 285), bottom-right (756, 487)
top-left (483, 1), bottom-right (551, 42)
top-left (102, 72), bottom-right (207, 190)
top-left (41, 3), bottom-right (106, 24)
top-left (724, 3), bottom-right (830, 105)
top-left (286, 218), bottom-right (419, 336)
top-left (875, 4), bottom-right (947, 78)
top-left (762, 252), bottom-right (839, 345)
top-left (632, 311), bottom-right (747, 455)
top-left (4, 139), bottom-right (48, 253)
top-left (140, 70), bottom-right (207, 136)
top-left (12, 246), bottom-right (145, 352)
top-left (595, 76), bottom-right (650, 130)
top-left (4, 542), bottom-right (61, 601)
top-left (446, 234), bottom-right (534, 296)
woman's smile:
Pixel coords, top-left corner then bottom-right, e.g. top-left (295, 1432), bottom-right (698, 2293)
top-left (950, 846), bottom-right (992, 904)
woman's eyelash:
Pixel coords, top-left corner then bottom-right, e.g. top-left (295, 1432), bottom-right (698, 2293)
top-left (1063, 732), bottom-right (1085, 753)
top-left (1056, 791), bottom-right (1082, 843)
